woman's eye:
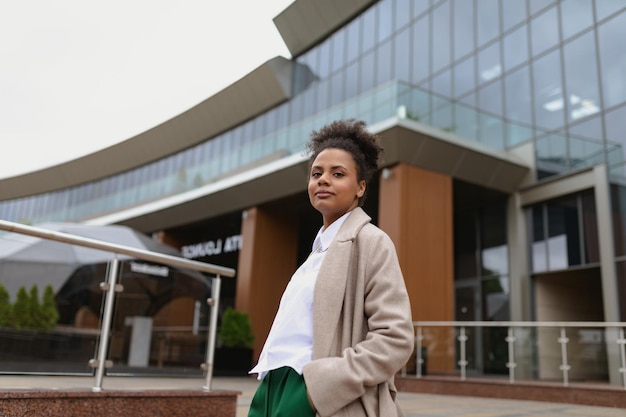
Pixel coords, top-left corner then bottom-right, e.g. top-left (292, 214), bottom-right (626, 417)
top-left (333, 172), bottom-right (344, 177)
top-left (311, 172), bottom-right (321, 178)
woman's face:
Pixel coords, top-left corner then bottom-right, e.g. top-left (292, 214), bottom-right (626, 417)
top-left (308, 148), bottom-right (366, 229)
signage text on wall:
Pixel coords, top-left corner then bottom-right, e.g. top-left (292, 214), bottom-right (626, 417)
top-left (181, 234), bottom-right (242, 259)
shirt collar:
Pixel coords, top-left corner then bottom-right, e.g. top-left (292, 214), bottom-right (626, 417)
top-left (312, 210), bottom-right (352, 253)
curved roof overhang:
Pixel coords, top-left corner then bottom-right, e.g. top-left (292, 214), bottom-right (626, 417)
top-left (273, 0), bottom-right (377, 57)
top-left (0, 56), bottom-right (295, 201)
top-left (85, 117), bottom-right (530, 233)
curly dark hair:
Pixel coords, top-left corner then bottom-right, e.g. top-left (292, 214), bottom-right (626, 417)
top-left (306, 119), bottom-right (383, 205)
top-left (306, 119), bottom-right (383, 181)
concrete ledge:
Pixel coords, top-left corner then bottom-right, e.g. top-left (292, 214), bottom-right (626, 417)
top-left (396, 376), bottom-right (625, 409)
top-left (0, 389), bottom-right (240, 417)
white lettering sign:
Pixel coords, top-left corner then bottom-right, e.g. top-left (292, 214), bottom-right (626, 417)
top-left (130, 262), bottom-right (169, 277)
top-left (181, 234), bottom-right (242, 259)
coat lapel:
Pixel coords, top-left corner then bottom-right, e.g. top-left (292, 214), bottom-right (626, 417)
top-left (312, 208), bottom-right (371, 358)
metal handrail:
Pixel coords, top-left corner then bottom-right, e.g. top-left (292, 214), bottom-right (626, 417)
top-left (411, 320), bottom-right (626, 390)
top-left (0, 220), bottom-right (235, 392)
top-left (0, 220), bottom-right (235, 277)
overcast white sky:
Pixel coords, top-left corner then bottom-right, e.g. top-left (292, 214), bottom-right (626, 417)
top-left (0, 0), bottom-right (293, 179)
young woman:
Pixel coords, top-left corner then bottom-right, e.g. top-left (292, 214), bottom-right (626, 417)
top-left (248, 119), bottom-right (414, 417)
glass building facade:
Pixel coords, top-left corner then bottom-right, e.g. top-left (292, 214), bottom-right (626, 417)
top-left (1, 0), bottom-right (626, 380)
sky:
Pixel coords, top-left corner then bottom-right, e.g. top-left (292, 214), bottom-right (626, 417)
top-left (0, 0), bottom-right (293, 179)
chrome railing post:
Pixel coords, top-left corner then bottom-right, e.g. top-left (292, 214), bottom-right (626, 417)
top-left (416, 326), bottom-right (423, 378)
top-left (618, 327), bottom-right (626, 390)
top-left (458, 326), bottom-right (467, 381)
top-left (92, 257), bottom-right (121, 392)
top-left (202, 275), bottom-right (222, 391)
top-left (558, 327), bottom-right (570, 387)
top-left (505, 326), bottom-right (516, 383)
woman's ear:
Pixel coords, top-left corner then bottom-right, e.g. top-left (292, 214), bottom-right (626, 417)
top-left (357, 180), bottom-right (366, 198)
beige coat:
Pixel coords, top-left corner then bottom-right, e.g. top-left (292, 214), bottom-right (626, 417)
top-left (302, 208), bottom-right (414, 417)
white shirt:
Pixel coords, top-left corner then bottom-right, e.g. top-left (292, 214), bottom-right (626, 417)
top-left (249, 211), bottom-right (351, 379)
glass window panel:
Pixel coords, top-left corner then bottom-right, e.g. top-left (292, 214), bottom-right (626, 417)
top-left (563, 32), bottom-right (601, 123)
top-left (560, 0), bottom-right (593, 41)
top-left (316, 79), bottom-right (330, 114)
top-left (505, 65), bottom-right (532, 125)
top-left (547, 197), bottom-right (582, 268)
top-left (376, 40), bottom-right (393, 85)
top-left (502, 0), bottom-right (526, 31)
top-left (479, 112), bottom-right (505, 149)
top-left (477, 0), bottom-right (500, 47)
top-left (393, 26), bottom-right (411, 82)
top-left (297, 47), bottom-right (318, 71)
top-left (289, 94), bottom-right (304, 124)
top-left (317, 40), bottom-right (331, 79)
top-left (344, 61), bottom-right (360, 100)
top-left (595, 0), bottom-right (626, 21)
top-left (362, 5), bottom-right (377, 52)
top-left (432, 0), bottom-right (451, 72)
top-left (454, 55), bottom-right (475, 97)
top-left (503, 25), bottom-right (528, 71)
top-left (395, 0), bottom-right (412, 29)
top-left (411, 16), bottom-right (430, 84)
top-left (301, 85), bottom-right (317, 119)
top-left (581, 190), bottom-right (599, 264)
top-left (482, 277), bottom-right (510, 321)
top-left (617, 260), bottom-right (626, 321)
top-left (604, 104), bottom-right (626, 154)
top-left (329, 71), bottom-right (344, 107)
top-left (531, 205), bottom-right (547, 273)
top-left (459, 91), bottom-right (476, 108)
top-left (455, 101), bottom-right (479, 141)
top-left (455, 286), bottom-right (476, 321)
top-left (360, 50), bottom-right (376, 92)
top-left (568, 115), bottom-right (602, 142)
top-left (377, 1), bottom-right (393, 42)
top-left (455, 209), bottom-right (479, 279)
top-left (432, 70), bottom-right (451, 97)
top-left (480, 205), bottom-right (508, 276)
top-left (453, 0), bottom-right (474, 60)
top-left (530, 7), bottom-right (559, 56)
top-left (345, 17), bottom-right (361, 64)
top-left (611, 184), bottom-right (626, 257)
top-left (478, 41), bottom-right (501, 85)
top-left (331, 30), bottom-right (346, 73)
top-left (533, 50), bottom-right (564, 131)
top-left (598, 11), bottom-right (626, 108)
top-left (478, 80), bottom-right (503, 117)
top-left (413, 0), bottom-right (429, 18)
top-left (529, 0), bottom-right (557, 16)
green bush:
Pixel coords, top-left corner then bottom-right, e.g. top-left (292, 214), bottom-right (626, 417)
top-left (219, 307), bottom-right (254, 349)
top-left (12, 287), bottom-right (32, 329)
top-left (0, 284), bottom-right (12, 328)
top-left (41, 285), bottom-right (60, 330)
top-left (0, 284), bottom-right (59, 330)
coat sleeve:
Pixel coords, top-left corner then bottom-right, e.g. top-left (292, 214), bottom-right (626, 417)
top-left (303, 228), bottom-right (414, 416)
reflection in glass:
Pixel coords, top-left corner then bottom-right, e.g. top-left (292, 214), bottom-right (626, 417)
top-left (453, 0), bottom-right (474, 60)
top-left (598, 11), bottom-right (626, 108)
top-left (533, 51), bottom-right (564, 131)
top-left (503, 26), bottom-right (528, 71)
top-left (564, 33), bottom-right (601, 122)
top-left (530, 6), bottom-right (559, 56)
top-left (561, 0), bottom-right (593, 41)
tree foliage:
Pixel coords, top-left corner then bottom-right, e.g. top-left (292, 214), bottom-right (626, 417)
top-left (219, 307), bottom-right (254, 349)
top-left (0, 284), bottom-right (12, 328)
top-left (0, 284), bottom-right (59, 330)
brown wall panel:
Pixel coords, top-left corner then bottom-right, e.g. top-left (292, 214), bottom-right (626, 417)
top-left (236, 206), bottom-right (298, 359)
top-left (378, 163), bottom-right (454, 372)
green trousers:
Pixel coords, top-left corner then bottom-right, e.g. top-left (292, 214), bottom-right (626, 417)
top-left (248, 366), bottom-right (316, 417)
